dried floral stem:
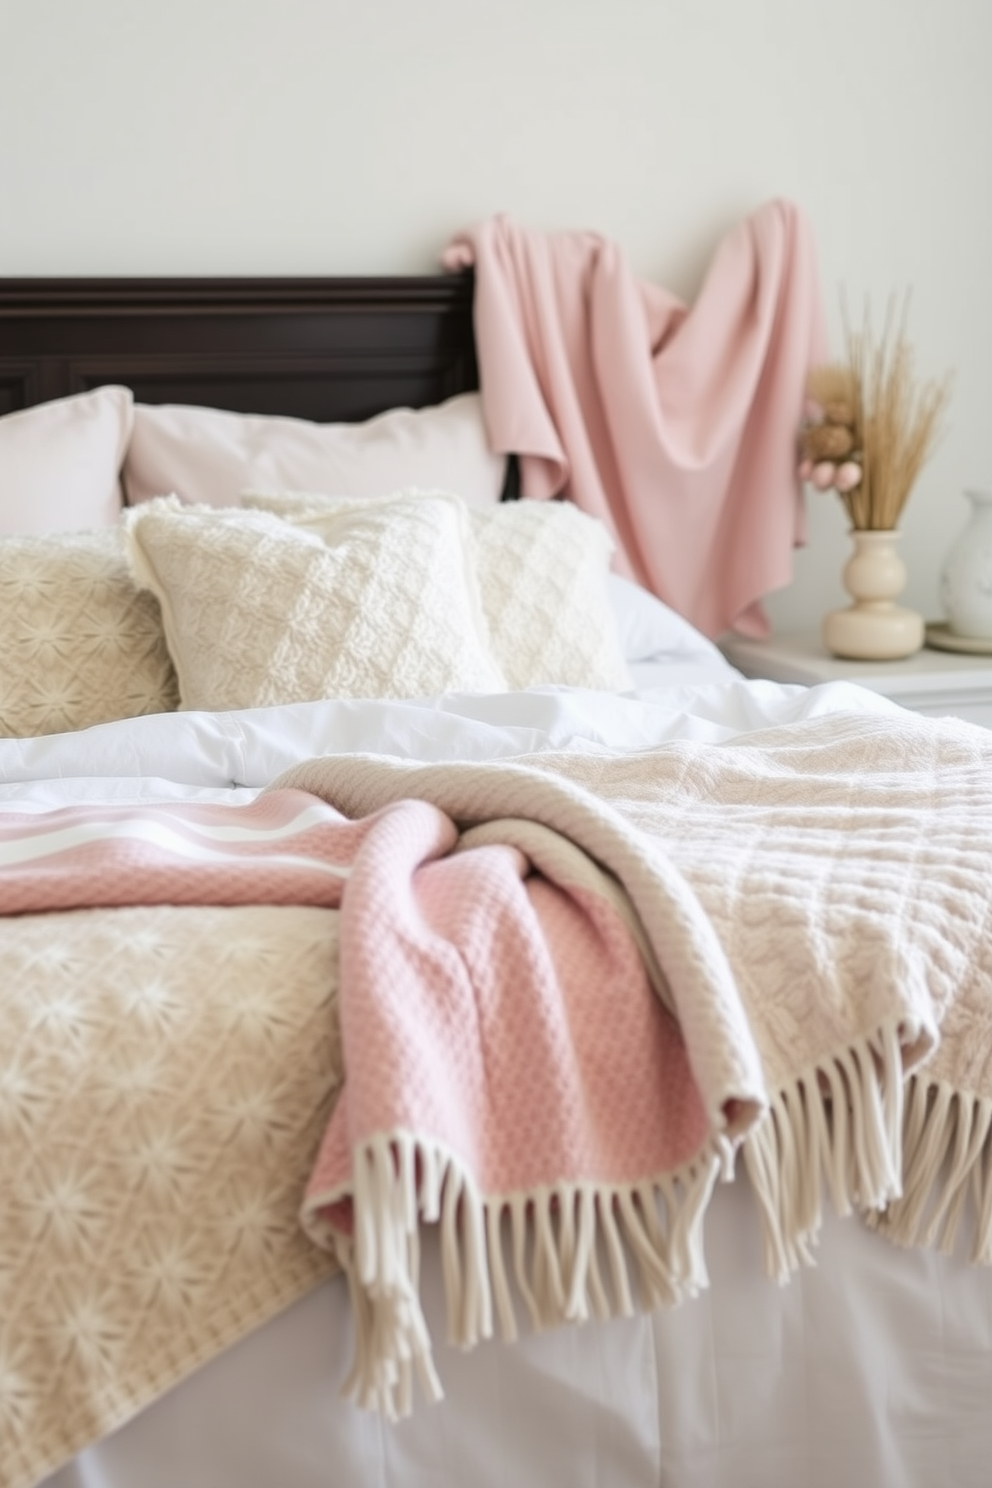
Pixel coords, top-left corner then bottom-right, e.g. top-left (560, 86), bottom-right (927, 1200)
top-left (833, 293), bottom-right (951, 531)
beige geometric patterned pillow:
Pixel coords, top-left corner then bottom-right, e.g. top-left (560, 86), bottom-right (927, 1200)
top-left (124, 495), bottom-right (506, 711)
top-left (0, 528), bottom-right (179, 739)
top-left (244, 490), bottom-right (633, 693)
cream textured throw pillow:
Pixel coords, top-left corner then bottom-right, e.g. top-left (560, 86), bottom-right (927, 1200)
top-left (124, 495), bottom-right (506, 711)
top-left (244, 491), bottom-right (633, 693)
top-left (467, 500), bottom-right (633, 691)
top-left (0, 529), bottom-right (178, 738)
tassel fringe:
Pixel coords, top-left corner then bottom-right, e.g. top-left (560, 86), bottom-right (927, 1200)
top-left (867, 1074), bottom-right (992, 1261)
top-left (318, 1130), bottom-right (721, 1419)
top-left (315, 1031), bottom-right (992, 1419)
top-left (742, 1020), bottom-right (905, 1282)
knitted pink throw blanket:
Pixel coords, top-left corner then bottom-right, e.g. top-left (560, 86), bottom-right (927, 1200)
top-left (442, 200), bottom-right (826, 638)
top-left (298, 795), bottom-right (722, 1418)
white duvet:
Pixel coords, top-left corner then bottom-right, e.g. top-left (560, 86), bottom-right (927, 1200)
top-left (0, 665), bottom-right (903, 805)
top-left (9, 652), bottom-right (988, 1488)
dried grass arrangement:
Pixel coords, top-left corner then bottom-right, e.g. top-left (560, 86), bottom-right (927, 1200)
top-left (798, 296), bottom-right (951, 531)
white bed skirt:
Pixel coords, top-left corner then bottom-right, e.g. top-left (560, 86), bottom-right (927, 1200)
top-left (43, 1173), bottom-right (992, 1488)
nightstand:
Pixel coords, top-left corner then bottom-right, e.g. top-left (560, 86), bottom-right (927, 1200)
top-left (720, 631), bottom-right (992, 730)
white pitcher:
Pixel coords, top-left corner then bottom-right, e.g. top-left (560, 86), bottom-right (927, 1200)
top-left (940, 490), bottom-right (992, 639)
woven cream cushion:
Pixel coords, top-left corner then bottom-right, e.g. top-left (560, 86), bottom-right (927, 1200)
top-left (124, 495), bottom-right (506, 711)
top-left (0, 528), bottom-right (179, 739)
top-left (466, 500), bottom-right (632, 691)
top-left (243, 491), bottom-right (632, 693)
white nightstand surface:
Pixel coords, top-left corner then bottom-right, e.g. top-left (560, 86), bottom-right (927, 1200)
top-left (720, 630), bottom-right (992, 728)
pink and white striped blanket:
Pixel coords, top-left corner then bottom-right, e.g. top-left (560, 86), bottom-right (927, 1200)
top-left (0, 789), bottom-right (357, 912)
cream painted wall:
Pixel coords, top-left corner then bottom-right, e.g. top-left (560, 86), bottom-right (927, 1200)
top-left (1, 0), bottom-right (990, 634)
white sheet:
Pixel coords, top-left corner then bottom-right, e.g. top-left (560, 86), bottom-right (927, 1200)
top-left (43, 1180), bottom-right (992, 1488)
top-left (11, 667), bottom-right (975, 1488)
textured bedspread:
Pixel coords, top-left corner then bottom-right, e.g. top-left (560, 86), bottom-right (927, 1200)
top-left (0, 904), bottom-right (342, 1488)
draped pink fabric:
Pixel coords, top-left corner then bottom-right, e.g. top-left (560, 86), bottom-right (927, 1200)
top-left (442, 201), bottom-right (826, 638)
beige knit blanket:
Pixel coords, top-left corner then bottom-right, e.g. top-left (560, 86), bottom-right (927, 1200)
top-left (4, 708), bottom-right (992, 1482)
top-left (279, 709), bottom-right (992, 1290)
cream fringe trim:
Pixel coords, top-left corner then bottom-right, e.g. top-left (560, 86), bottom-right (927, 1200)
top-left (313, 1130), bottom-right (721, 1420)
top-left (866, 1074), bottom-right (992, 1260)
top-left (742, 1019), bottom-right (906, 1282)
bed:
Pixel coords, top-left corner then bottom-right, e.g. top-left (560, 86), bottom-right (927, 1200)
top-left (3, 273), bottom-right (992, 1488)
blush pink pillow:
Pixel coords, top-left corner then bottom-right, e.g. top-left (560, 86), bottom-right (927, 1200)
top-left (123, 392), bottom-right (506, 511)
top-left (0, 387), bottom-right (133, 536)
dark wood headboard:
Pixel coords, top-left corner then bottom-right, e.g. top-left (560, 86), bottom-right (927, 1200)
top-left (0, 275), bottom-right (479, 423)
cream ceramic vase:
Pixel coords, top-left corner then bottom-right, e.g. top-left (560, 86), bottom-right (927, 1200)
top-left (822, 529), bottom-right (924, 661)
top-left (939, 490), bottom-right (992, 639)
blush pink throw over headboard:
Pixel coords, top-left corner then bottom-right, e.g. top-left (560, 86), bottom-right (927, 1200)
top-left (442, 200), bottom-right (826, 639)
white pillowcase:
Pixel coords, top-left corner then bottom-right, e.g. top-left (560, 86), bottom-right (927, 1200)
top-left (123, 393), bottom-right (506, 511)
top-left (243, 491), bottom-right (633, 693)
top-left (0, 387), bottom-right (133, 535)
top-left (605, 573), bottom-right (731, 666)
top-left (124, 494), bottom-right (506, 711)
